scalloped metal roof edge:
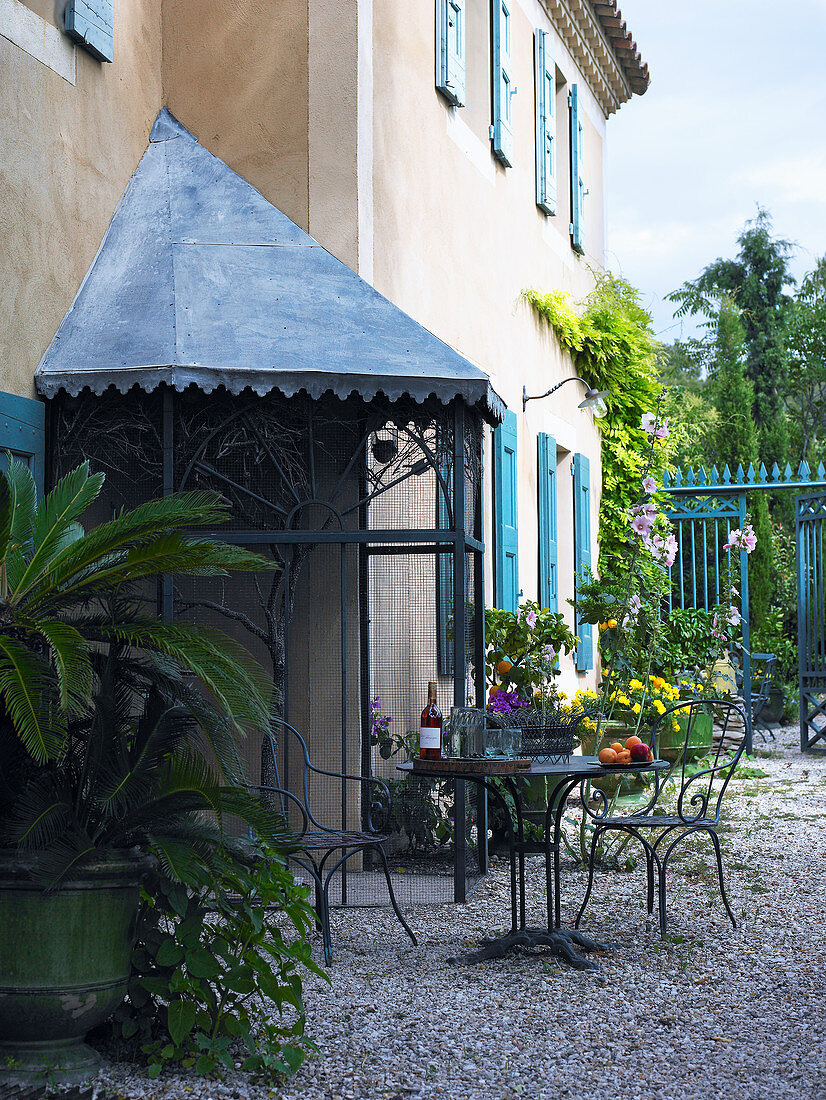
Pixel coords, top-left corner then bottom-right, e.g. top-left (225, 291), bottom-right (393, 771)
top-left (35, 108), bottom-right (505, 425)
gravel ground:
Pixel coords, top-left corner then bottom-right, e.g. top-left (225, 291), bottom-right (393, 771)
top-left (95, 726), bottom-right (826, 1100)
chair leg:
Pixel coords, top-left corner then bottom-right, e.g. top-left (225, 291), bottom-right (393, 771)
top-left (371, 844), bottom-right (418, 946)
top-left (574, 825), bottom-right (603, 929)
top-left (645, 844), bottom-right (655, 924)
top-left (708, 830), bottom-right (737, 929)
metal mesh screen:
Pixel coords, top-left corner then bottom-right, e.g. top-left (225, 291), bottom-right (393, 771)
top-left (48, 386), bottom-right (486, 907)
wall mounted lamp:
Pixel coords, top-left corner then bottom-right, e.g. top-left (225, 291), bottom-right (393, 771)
top-left (522, 376), bottom-right (609, 418)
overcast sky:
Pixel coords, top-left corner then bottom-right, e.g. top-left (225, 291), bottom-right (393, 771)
top-left (605, 0), bottom-right (826, 342)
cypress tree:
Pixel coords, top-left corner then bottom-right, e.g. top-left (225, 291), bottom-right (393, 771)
top-left (708, 298), bottom-right (772, 630)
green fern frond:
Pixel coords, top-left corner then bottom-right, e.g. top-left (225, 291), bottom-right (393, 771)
top-left (28, 620), bottom-right (92, 715)
top-left (0, 637), bottom-right (63, 761)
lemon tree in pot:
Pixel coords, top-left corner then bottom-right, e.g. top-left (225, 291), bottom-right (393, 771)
top-left (0, 459), bottom-right (291, 1086)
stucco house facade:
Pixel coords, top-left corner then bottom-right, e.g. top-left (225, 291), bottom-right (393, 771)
top-left (1, 0), bottom-right (647, 686)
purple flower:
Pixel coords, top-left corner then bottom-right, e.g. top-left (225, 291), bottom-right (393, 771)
top-left (524, 609), bottom-right (537, 628)
top-left (632, 514), bottom-right (653, 537)
top-left (488, 690), bottom-right (529, 716)
top-left (727, 605), bottom-right (741, 626)
top-left (654, 419), bottom-right (669, 440)
top-left (643, 476), bottom-right (657, 494)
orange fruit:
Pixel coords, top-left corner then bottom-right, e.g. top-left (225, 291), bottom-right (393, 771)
top-left (497, 659), bottom-right (513, 675)
top-left (607, 619), bottom-right (617, 629)
top-left (489, 685), bottom-right (500, 697)
top-left (610, 742), bottom-right (624, 754)
top-left (598, 747), bottom-right (618, 764)
top-left (617, 750), bottom-right (632, 763)
top-left (625, 735), bottom-right (642, 750)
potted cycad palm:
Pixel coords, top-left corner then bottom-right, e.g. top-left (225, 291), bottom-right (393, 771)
top-left (0, 459), bottom-right (283, 1086)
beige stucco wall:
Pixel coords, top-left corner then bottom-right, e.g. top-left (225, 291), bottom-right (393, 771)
top-left (0, 0), bottom-right (162, 399)
top-left (161, 0), bottom-right (310, 236)
top-left (370, 2), bottom-right (605, 697)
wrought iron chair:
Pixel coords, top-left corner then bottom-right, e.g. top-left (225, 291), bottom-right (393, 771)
top-left (575, 698), bottom-right (747, 937)
top-left (255, 720), bottom-right (417, 965)
top-left (738, 652), bottom-right (778, 742)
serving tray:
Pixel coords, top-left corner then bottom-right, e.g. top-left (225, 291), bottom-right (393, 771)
top-left (412, 757), bottom-right (532, 775)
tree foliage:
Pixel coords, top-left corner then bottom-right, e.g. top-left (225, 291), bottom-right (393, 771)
top-left (786, 257), bottom-right (826, 466)
top-left (668, 207), bottom-right (795, 467)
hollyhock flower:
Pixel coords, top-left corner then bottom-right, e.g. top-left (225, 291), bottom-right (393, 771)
top-left (727, 605), bottom-right (741, 626)
top-left (643, 476), bottom-right (657, 494)
top-left (523, 609), bottom-right (537, 628)
top-left (663, 534), bottom-right (678, 567)
top-left (654, 418), bottom-right (669, 440)
top-left (632, 514), bottom-right (653, 537)
top-left (640, 412), bottom-right (657, 434)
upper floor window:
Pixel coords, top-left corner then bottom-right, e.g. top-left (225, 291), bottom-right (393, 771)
top-left (534, 29), bottom-right (556, 215)
top-left (491, 1), bottom-right (515, 166)
top-left (64, 0), bottom-right (114, 62)
top-left (569, 84), bottom-right (585, 253)
top-left (436, 0), bottom-right (466, 106)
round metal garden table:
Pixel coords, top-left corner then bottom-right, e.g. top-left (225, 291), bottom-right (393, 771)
top-left (398, 756), bottom-right (669, 968)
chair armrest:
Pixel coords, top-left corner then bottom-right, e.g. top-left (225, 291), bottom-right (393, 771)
top-left (247, 784), bottom-right (310, 839)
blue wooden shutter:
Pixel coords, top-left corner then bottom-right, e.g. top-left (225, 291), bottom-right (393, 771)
top-left (569, 84), bottom-right (585, 253)
top-left (537, 434), bottom-right (558, 612)
top-left (534, 30), bottom-right (557, 215)
top-left (491, 0), bottom-right (515, 166)
top-left (0, 392), bottom-right (46, 500)
top-left (572, 452), bottom-right (593, 670)
top-left (437, 454), bottom-right (454, 675)
top-left (493, 410), bottom-right (519, 611)
top-left (436, 0), bottom-right (466, 106)
top-left (64, 1), bottom-right (114, 62)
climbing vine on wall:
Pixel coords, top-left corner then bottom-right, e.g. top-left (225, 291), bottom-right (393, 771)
top-left (523, 274), bottom-right (663, 568)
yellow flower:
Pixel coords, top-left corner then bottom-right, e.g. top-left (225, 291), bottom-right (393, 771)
top-left (652, 676), bottom-right (667, 690)
top-left (653, 700), bottom-right (666, 715)
top-left (558, 691), bottom-right (568, 700)
top-left (679, 706), bottom-right (690, 714)
top-left (671, 720), bottom-right (680, 733)
top-left (648, 674), bottom-right (656, 681)
top-left (632, 703), bottom-right (641, 714)
top-left (618, 695), bottom-right (631, 707)
top-left (629, 679), bottom-right (644, 691)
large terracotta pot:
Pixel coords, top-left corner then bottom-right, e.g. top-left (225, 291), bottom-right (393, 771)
top-left (0, 850), bottom-right (152, 1087)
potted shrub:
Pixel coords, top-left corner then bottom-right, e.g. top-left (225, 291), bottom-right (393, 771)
top-left (0, 460), bottom-right (286, 1086)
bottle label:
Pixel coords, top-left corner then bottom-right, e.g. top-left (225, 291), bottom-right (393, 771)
top-left (420, 726), bottom-right (441, 749)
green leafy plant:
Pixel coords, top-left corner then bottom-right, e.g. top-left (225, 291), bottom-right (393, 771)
top-left (655, 607), bottom-right (719, 676)
top-left (485, 601), bottom-right (577, 697)
top-left (523, 274), bottom-right (663, 567)
top-left (106, 844), bottom-right (326, 1081)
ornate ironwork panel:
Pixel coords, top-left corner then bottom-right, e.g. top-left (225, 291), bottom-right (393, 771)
top-left (797, 492), bottom-right (826, 751)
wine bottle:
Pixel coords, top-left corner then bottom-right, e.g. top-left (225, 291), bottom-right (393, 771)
top-left (419, 681), bottom-right (443, 759)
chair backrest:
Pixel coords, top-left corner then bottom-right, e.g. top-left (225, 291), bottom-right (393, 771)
top-left (749, 653), bottom-right (777, 716)
top-left (649, 698), bottom-right (748, 825)
top-left (263, 719), bottom-right (383, 835)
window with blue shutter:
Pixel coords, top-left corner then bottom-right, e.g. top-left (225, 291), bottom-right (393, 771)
top-left (572, 452), bottom-right (593, 670)
top-left (537, 434), bottom-right (558, 612)
top-left (64, 1), bottom-right (114, 63)
top-left (436, 0), bottom-right (466, 106)
top-left (569, 84), bottom-right (585, 253)
top-left (491, 0), bottom-right (515, 166)
top-left (534, 30), bottom-right (557, 215)
top-left (0, 392), bottom-right (46, 500)
top-left (437, 454), bottom-right (454, 675)
top-left (493, 410), bottom-right (519, 611)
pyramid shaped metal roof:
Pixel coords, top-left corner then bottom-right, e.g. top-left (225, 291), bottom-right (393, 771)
top-left (35, 109), bottom-right (504, 422)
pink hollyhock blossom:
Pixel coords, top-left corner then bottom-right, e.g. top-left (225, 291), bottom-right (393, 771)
top-left (645, 534), bottom-right (663, 560)
top-left (643, 476), bottom-right (657, 494)
top-left (654, 419), bottom-right (669, 440)
top-left (663, 534), bottom-right (678, 567)
top-left (724, 525), bottom-right (757, 555)
top-left (524, 609), bottom-right (537, 628)
top-left (727, 605), bottom-right (741, 626)
top-left (632, 514), bottom-right (653, 537)
top-left (743, 524), bottom-right (757, 553)
top-left (640, 412), bottom-right (657, 434)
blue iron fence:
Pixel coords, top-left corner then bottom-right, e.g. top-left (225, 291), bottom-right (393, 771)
top-left (665, 460), bottom-right (826, 755)
top-left (797, 491), bottom-right (826, 751)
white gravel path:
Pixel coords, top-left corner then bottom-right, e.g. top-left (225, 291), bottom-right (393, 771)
top-left (96, 726), bottom-right (826, 1100)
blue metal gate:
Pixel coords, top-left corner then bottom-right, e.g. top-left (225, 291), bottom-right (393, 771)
top-left (665, 461), bottom-right (826, 754)
top-left (797, 491), bottom-right (826, 750)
